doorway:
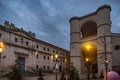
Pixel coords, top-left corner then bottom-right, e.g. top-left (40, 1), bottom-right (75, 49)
top-left (18, 57), bottom-right (25, 72)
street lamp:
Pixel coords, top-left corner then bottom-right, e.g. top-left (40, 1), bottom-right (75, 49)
top-left (104, 36), bottom-right (108, 80)
top-left (64, 58), bottom-right (67, 74)
top-left (35, 51), bottom-right (38, 55)
top-left (86, 58), bottom-right (89, 62)
top-left (55, 54), bottom-right (59, 80)
top-left (0, 42), bottom-right (5, 71)
top-left (86, 58), bottom-right (90, 80)
top-left (105, 60), bottom-right (109, 80)
top-left (86, 45), bottom-right (91, 51)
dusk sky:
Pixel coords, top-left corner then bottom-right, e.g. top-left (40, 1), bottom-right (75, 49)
top-left (0, 0), bottom-right (120, 50)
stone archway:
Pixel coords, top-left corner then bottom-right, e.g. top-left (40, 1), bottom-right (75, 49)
top-left (70, 5), bottom-right (112, 78)
top-left (81, 42), bottom-right (97, 74)
top-left (81, 21), bottom-right (97, 38)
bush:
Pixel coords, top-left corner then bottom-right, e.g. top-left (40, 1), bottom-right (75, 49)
top-left (7, 64), bottom-right (22, 80)
top-left (60, 70), bottom-right (66, 80)
top-left (68, 64), bottom-right (80, 80)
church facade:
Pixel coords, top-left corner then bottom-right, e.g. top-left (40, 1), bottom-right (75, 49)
top-left (0, 21), bottom-right (70, 73)
top-left (70, 5), bottom-right (120, 77)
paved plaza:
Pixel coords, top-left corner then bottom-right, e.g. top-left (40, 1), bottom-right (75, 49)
top-left (0, 74), bottom-right (61, 80)
top-left (0, 73), bottom-right (103, 80)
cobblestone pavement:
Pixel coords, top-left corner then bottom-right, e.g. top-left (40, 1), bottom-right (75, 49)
top-left (0, 74), bottom-right (103, 80)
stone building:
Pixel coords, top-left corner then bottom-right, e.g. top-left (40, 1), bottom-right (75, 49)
top-left (0, 21), bottom-right (70, 73)
top-left (69, 5), bottom-right (120, 78)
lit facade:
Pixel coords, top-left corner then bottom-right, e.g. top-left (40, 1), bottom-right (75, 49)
top-left (70, 5), bottom-right (120, 78)
top-left (0, 21), bottom-right (70, 72)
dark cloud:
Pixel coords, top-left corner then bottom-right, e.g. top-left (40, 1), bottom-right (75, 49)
top-left (0, 0), bottom-right (120, 50)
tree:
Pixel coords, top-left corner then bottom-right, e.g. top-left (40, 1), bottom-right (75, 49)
top-left (38, 68), bottom-right (44, 80)
top-left (68, 63), bottom-right (80, 80)
top-left (7, 64), bottom-right (22, 80)
top-left (97, 36), bottom-right (111, 78)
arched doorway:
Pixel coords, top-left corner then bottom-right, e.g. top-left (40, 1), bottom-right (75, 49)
top-left (81, 42), bottom-right (98, 75)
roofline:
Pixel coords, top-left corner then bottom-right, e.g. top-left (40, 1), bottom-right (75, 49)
top-left (0, 24), bottom-right (69, 53)
top-left (34, 38), bottom-right (70, 52)
top-left (69, 4), bottom-right (111, 23)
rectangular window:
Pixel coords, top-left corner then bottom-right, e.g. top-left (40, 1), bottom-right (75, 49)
top-left (36, 54), bottom-right (38, 58)
top-left (36, 45), bottom-right (39, 48)
top-left (21, 38), bottom-right (23, 43)
top-left (53, 66), bottom-right (55, 70)
top-left (47, 56), bottom-right (49, 60)
top-left (44, 56), bottom-right (46, 60)
top-left (26, 41), bottom-right (29, 45)
top-left (66, 54), bottom-right (68, 57)
top-left (60, 53), bottom-right (62, 55)
top-left (44, 65), bottom-right (46, 70)
top-left (0, 33), bottom-right (1, 38)
top-left (36, 65), bottom-right (39, 70)
top-left (47, 48), bottom-right (49, 51)
top-left (43, 47), bottom-right (46, 50)
top-left (14, 38), bottom-right (18, 42)
top-left (53, 50), bottom-right (55, 53)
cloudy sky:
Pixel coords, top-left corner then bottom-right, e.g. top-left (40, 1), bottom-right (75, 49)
top-left (0, 0), bottom-right (120, 50)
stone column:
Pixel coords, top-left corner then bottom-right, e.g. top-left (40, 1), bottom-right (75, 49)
top-left (97, 5), bottom-right (112, 76)
top-left (70, 18), bottom-right (82, 75)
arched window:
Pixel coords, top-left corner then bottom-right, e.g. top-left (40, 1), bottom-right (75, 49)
top-left (81, 21), bottom-right (97, 38)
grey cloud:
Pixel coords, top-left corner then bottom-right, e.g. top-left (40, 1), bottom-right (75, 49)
top-left (0, 0), bottom-right (120, 50)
